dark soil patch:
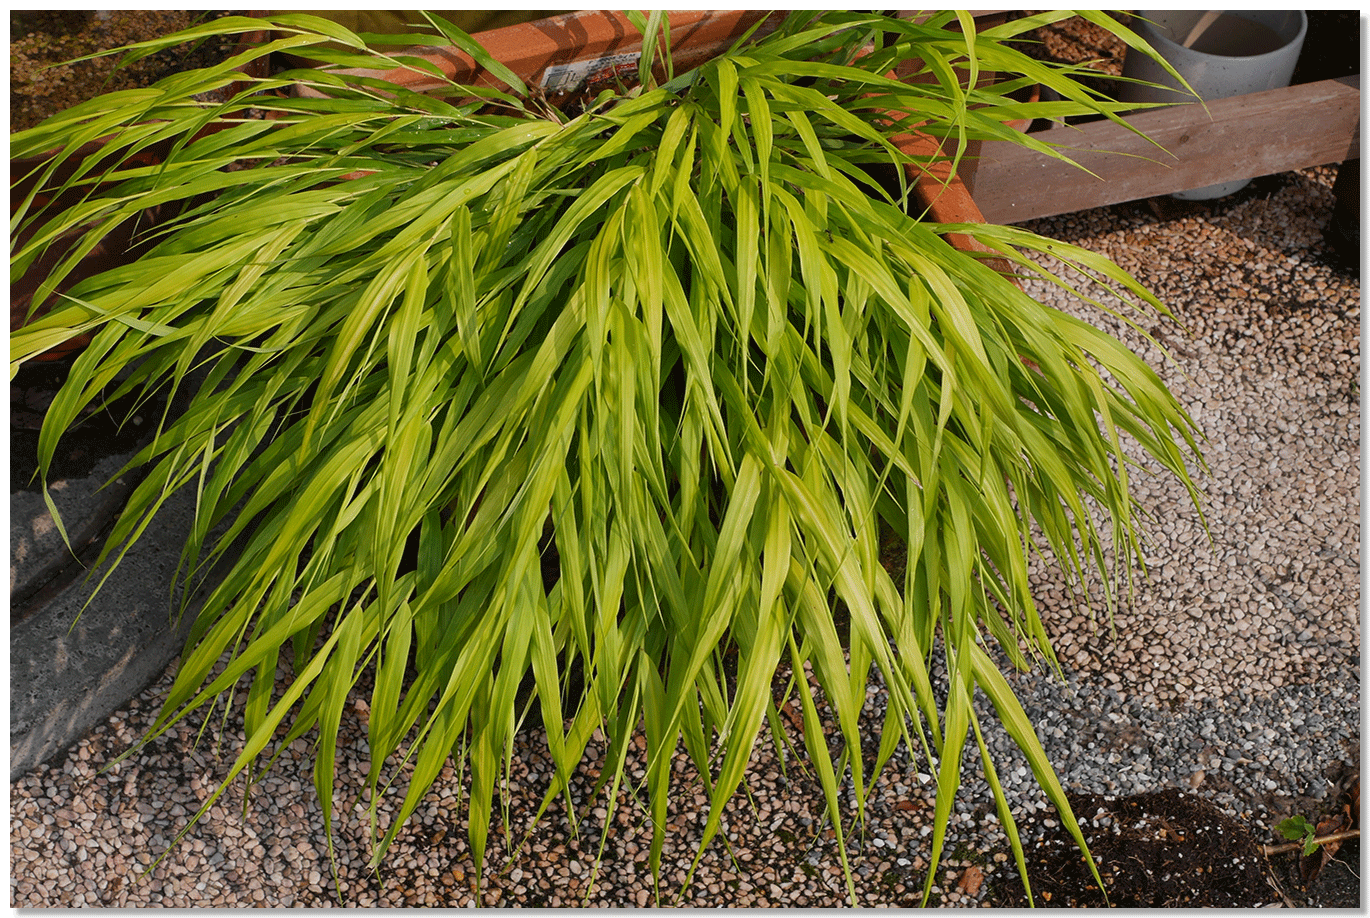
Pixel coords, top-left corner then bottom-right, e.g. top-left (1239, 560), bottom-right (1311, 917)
top-left (1268, 836), bottom-right (1362, 909)
top-left (987, 785), bottom-right (1363, 908)
top-left (1264, 772), bottom-right (1362, 908)
top-left (999, 788), bottom-right (1281, 907)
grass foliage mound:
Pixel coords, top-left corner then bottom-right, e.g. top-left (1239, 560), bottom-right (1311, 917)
top-left (11, 11), bottom-right (1203, 903)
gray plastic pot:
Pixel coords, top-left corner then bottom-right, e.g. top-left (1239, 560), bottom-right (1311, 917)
top-left (1120, 10), bottom-right (1309, 199)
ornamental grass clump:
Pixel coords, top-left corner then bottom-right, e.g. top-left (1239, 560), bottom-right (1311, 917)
top-left (11, 11), bottom-right (1204, 904)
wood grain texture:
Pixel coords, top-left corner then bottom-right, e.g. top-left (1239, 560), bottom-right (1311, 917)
top-left (964, 75), bottom-right (1361, 223)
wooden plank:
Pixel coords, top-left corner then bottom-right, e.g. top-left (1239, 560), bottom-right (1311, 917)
top-left (964, 75), bottom-right (1361, 224)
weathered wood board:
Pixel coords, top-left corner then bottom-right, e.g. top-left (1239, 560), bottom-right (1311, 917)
top-left (964, 75), bottom-right (1361, 223)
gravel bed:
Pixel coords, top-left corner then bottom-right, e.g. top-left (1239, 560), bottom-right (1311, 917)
top-left (11, 163), bottom-right (1358, 907)
top-left (10, 11), bottom-right (243, 134)
top-left (969, 165), bottom-right (1361, 905)
top-left (7, 8), bottom-right (1361, 904)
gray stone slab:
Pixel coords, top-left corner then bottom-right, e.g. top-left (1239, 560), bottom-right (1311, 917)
top-left (10, 479), bottom-right (205, 780)
top-left (11, 449), bottom-right (140, 610)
